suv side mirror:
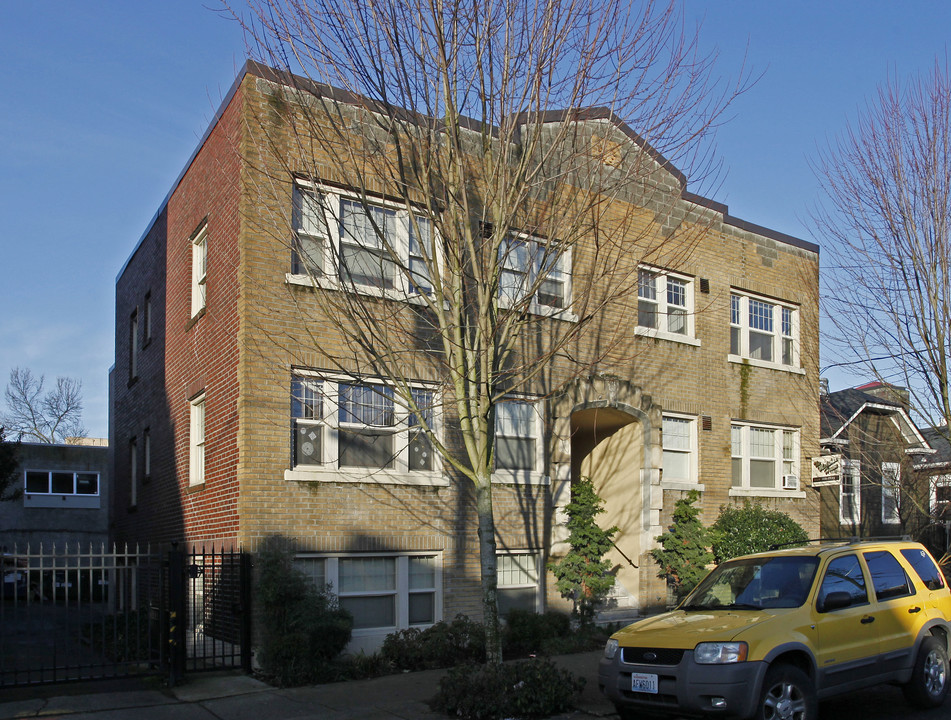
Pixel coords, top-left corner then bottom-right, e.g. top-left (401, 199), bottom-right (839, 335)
top-left (819, 591), bottom-right (852, 613)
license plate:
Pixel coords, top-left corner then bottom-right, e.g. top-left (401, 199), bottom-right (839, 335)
top-left (631, 673), bottom-right (658, 694)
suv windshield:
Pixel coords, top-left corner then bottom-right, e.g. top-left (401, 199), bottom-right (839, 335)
top-left (681, 555), bottom-right (819, 610)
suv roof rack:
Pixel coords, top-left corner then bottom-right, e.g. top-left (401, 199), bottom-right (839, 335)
top-left (768, 535), bottom-right (911, 551)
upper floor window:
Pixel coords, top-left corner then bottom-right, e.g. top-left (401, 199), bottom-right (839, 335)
top-left (144, 292), bottom-right (152, 344)
top-left (25, 470), bottom-right (99, 496)
top-left (881, 462), bottom-right (901, 524)
top-left (24, 469), bottom-right (101, 509)
top-left (130, 436), bottom-right (138, 507)
top-left (129, 309), bottom-right (139, 381)
top-left (637, 267), bottom-right (694, 337)
top-left (189, 394), bottom-right (206, 486)
top-left (290, 184), bottom-right (435, 297)
top-left (730, 291), bottom-right (799, 369)
top-left (291, 373), bottom-right (438, 476)
top-left (840, 458), bottom-right (861, 525)
top-left (662, 414), bottom-right (697, 484)
top-left (731, 423), bottom-right (799, 493)
top-left (494, 399), bottom-right (543, 479)
top-left (191, 225), bottom-right (208, 317)
top-left (498, 235), bottom-right (571, 314)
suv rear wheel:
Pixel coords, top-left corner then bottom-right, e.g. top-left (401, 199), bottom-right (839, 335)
top-left (903, 635), bottom-right (949, 708)
top-left (755, 664), bottom-right (816, 720)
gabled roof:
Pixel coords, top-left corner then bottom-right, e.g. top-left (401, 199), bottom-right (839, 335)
top-left (919, 426), bottom-right (951, 469)
top-left (820, 387), bottom-right (930, 451)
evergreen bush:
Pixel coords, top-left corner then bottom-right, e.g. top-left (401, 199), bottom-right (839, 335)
top-left (710, 501), bottom-right (810, 562)
top-left (547, 476), bottom-right (618, 623)
top-left (255, 541), bottom-right (353, 686)
top-left (650, 489), bottom-right (712, 600)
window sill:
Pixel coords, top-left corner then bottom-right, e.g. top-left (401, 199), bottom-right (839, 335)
top-left (660, 480), bottom-right (705, 492)
top-left (24, 494), bottom-right (101, 509)
top-left (728, 355), bottom-right (805, 375)
top-left (185, 482), bottom-right (205, 494)
top-left (289, 273), bottom-right (579, 322)
top-left (491, 472), bottom-right (550, 486)
top-left (729, 487), bottom-right (806, 500)
top-left (634, 327), bottom-right (701, 347)
top-left (287, 272), bottom-right (445, 308)
top-left (285, 467), bottom-right (450, 487)
top-left (185, 307), bottom-right (206, 332)
top-left (811, 479), bottom-right (840, 487)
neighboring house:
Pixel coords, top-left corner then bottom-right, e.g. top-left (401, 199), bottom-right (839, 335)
top-left (916, 425), bottom-right (951, 556)
top-left (111, 61), bottom-right (820, 652)
top-left (814, 383), bottom-right (933, 541)
top-left (0, 439), bottom-right (110, 551)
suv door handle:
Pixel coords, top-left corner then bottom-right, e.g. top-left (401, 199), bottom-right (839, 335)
top-left (909, 606), bottom-right (922, 614)
top-left (861, 615), bottom-right (875, 624)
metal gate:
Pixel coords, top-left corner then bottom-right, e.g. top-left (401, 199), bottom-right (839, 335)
top-left (0, 543), bottom-right (251, 688)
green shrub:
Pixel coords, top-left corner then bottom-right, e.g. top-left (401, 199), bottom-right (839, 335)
top-left (650, 489), bottom-right (713, 599)
top-left (431, 659), bottom-right (585, 720)
top-left (381, 614), bottom-right (486, 670)
top-left (256, 541), bottom-right (353, 686)
top-left (547, 477), bottom-right (618, 623)
top-left (503, 609), bottom-right (570, 658)
top-left (710, 501), bottom-right (810, 562)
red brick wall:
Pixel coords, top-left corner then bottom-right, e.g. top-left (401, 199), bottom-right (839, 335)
top-left (113, 83), bottom-right (244, 550)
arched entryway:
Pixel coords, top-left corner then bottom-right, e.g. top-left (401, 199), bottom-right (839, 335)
top-left (549, 376), bottom-right (665, 615)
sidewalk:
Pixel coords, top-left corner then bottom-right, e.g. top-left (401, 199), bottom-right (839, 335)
top-left (0, 651), bottom-right (617, 720)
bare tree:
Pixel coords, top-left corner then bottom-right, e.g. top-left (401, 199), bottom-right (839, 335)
top-left (234, 0), bottom-right (743, 662)
top-left (815, 61), bottom-right (951, 435)
top-left (2, 367), bottom-right (86, 444)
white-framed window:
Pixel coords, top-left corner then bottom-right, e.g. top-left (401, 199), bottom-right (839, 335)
top-left (730, 422), bottom-right (800, 493)
top-left (288, 183), bottom-right (436, 297)
top-left (494, 399), bottom-right (545, 482)
top-left (191, 225), bottom-right (208, 317)
top-left (498, 234), bottom-right (571, 314)
top-left (933, 474), bottom-right (951, 518)
top-left (662, 414), bottom-right (697, 484)
top-left (840, 458), bottom-right (861, 525)
top-left (729, 290), bottom-right (799, 370)
top-left (290, 372), bottom-right (439, 477)
top-left (882, 462), bottom-right (901, 524)
top-left (496, 552), bottom-right (540, 615)
top-left (295, 553), bottom-right (441, 635)
top-left (636, 266), bottom-right (695, 341)
top-left (189, 394), bottom-right (206, 487)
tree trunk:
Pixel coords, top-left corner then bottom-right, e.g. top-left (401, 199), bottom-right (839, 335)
top-left (475, 476), bottom-right (502, 664)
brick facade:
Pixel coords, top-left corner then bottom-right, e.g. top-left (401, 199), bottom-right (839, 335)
top-left (113, 62), bottom-right (820, 649)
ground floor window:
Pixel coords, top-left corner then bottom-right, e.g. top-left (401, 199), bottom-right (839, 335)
top-left (295, 553), bottom-right (440, 632)
top-left (496, 552), bottom-right (540, 615)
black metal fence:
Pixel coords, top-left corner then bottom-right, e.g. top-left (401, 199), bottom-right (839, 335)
top-left (0, 543), bottom-right (250, 688)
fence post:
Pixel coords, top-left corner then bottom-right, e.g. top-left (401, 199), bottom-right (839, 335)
top-left (240, 551), bottom-right (253, 674)
top-left (167, 546), bottom-right (186, 686)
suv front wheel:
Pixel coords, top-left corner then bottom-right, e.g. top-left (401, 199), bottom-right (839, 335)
top-left (903, 635), bottom-right (949, 708)
top-left (755, 664), bottom-right (816, 720)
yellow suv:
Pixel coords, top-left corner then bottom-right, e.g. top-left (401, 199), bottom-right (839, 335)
top-left (599, 540), bottom-right (951, 720)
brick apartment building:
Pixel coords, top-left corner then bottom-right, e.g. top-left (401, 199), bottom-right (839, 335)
top-left (112, 61), bottom-right (820, 651)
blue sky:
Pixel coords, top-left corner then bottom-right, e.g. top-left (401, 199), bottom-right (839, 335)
top-left (1, 2), bottom-right (948, 438)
